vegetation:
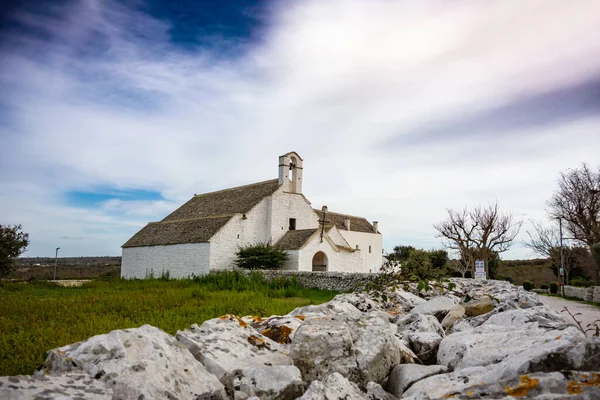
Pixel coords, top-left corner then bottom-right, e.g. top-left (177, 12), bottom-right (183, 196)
top-left (385, 246), bottom-right (449, 280)
top-left (234, 242), bottom-right (289, 270)
top-left (522, 281), bottom-right (534, 291)
top-left (434, 202), bottom-right (522, 278)
top-left (0, 271), bottom-right (337, 376)
top-left (496, 259), bottom-right (557, 287)
top-left (0, 224), bottom-right (30, 278)
top-left (549, 282), bottom-right (559, 294)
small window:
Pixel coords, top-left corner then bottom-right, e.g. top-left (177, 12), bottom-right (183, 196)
top-left (289, 218), bottom-right (296, 230)
top-left (369, 245), bottom-right (372, 253)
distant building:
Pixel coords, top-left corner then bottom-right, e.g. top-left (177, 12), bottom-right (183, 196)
top-left (121, 151), bottom-right (382, 278)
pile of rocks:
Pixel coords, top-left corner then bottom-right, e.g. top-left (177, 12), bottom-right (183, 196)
top-left (2, 279), bottom-right (599, 399)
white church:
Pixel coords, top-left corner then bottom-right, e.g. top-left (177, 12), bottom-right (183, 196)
top-left (121, 152), bottom-right (382, 278)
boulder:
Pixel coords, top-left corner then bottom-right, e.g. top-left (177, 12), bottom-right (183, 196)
top-left (222, 365), bottom-right (303, 400)
top-left (385, 364), bottom-right (447, 398)
top-left (290, 300), bottom-right (363, 320)
top-left (463, 296), bottom-right (495, 317)
top-left (481, 306), bottom-right (571, 330)
top-left (396, 313), bottom-right (445, 337)
top-left (402, 366), bottom-right (490, 399)
top-left (409, 297), bottom-right (455, 322)
top-left (407, 332), bottom-right (443, 365)
top-left (243, 314), bottom-right (305, 345)
top-left (0, 374), bottom-right (112, 400)
top-left (39, 324), bottom-right (227, 400)
top-left (440, 304), bottom-right (465, 330)
top-left (332, 293), bottom-right (384, 313)
top-left (297, 372), bottom-right (366, 400)
top-left (365, 381), bottom-right (399, 400)
top-left (390, 290), bottom-right (426, 311)
top-left (175, 315), bottom-right (291, 382)
top-left (290, 316), bottom-right (360, 383)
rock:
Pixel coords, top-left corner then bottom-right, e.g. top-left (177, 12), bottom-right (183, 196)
top-left (365, 381), bottom-right (399, 400)
top-left (440, 304), bottom-right (465, 330)
top-left (0, 374), bottom-right (112, 400)
top-left (437, 324), bottom-right (593, 374)
top-left (463, 296), bottom-right (495, 317)
top-left (446, 370), bottom-right (600, 399)
top-left (396, 313), bottom-right (445, 337)
top-left (39, 325), bottom-right (227, 400)
top-left (407, 332), bottom-right (443, 365)
top-left (390, 290), bottom-right (426, 311)
top-left (223, 365), bottom-right (303, 400)
top-left (243, 315), bottom-right (304, 345)
top-left (333, 293), bottom-right (384, 313)
top-left (385, 364), bottom-right (447, 398)
top-left (297, 372), bottom-right (366, 400)
top-left (290, 316), bottom-right (360, 383)
top-left (409, 296), bottom-right (455, 322)
top-left (402, 366), bottom-right (490, 399)
top-left (176, 315), bottom-right (291, 382)
top-left (482, 306), bottom-right (571, 330)
top-left (290, 300), bottom-right (363, 320)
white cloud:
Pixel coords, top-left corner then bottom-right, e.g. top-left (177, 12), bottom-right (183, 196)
top-left (1, 0), bottom-right (600, 259)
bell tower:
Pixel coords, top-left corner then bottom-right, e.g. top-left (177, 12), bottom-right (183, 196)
top-left (278, 151), bottom-right (303, 193)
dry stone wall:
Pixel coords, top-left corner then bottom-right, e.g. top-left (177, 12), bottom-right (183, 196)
top-left (236, 270), bottom-right (378, 291)
top-left (564, 285), bottom-right (600, 303)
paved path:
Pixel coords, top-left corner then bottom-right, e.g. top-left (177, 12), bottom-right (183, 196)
top-left (538, 295), bottom-right (600, 335)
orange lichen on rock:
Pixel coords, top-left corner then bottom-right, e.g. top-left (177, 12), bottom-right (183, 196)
top-left (554, 335), bottom-right (562, 340)
top-left (261, 325), bottom-right (294, 344)
top-left (247, 335), bottom-right (265, 348)
top-left (219, 314), bottom-right (248, 327)
top-left (294, 315), bottom-right (306, 321)
top-left (251, 316), bottom-right (264, 323)
top-left (504, 375), bottom-right (539, 397)
top-left (568, 372), bottom-right (600, 394)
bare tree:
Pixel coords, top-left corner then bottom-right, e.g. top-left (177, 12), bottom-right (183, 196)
top-left (524, 220), bottom-right (576, 283)
top-left (548, 163), bottom-right (600, 247)
top-left (434, 203), bottom-right (522, 277)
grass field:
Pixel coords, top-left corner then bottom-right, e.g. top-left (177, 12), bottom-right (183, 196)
top-left (497, 259), bottom-right (557, 287)
top-left (0, 271), bottom-right (338, 376)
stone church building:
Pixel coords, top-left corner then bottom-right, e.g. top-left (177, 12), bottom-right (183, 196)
top-left (121, 152), bottom-right (382, 278)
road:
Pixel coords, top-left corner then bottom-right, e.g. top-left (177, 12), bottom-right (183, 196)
top-left (538, 295), bottom-right (600, 336)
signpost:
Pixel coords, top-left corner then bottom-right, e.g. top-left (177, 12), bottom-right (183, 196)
top-left (474, 260), bottom-right (486, 280)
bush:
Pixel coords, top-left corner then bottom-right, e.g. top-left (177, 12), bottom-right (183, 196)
top-left (540, 284), bottom-right (549, 290)
top-left (498, 276), bottom-right (513, 283)
top-left (234, 243), bottom-right (289, 270)
top-left (522, 281), bottom-right (534, 291)
top-left (549, 282), bottom-right (558, 294)
top-left (570, 277), bottom-right (593, 287)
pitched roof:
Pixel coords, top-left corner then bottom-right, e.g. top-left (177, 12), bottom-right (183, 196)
top-left (314, 209), bottom-right (376, 234)
top-left (122, 179), bottom-right (281, 248)
top-left (275, 229), bottom-right (319, 250)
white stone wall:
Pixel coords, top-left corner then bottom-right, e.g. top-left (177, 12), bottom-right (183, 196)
top-left (297, 235), bottom-right (364, 273)
top-left (209, 198), bottom-right (272, 270)
top-left (327, 226), bottom-right (351, 248)
top-left (270, 187), bottom-right (320, 244)
top-left (339, 230), bottom-right (383, 273)
top-left (282, 250), bottom-right (301, 270)
top-left (121, 243), bottom-right (210, 279)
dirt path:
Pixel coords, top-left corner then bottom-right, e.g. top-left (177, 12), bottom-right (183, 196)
top-left (538, 295), bottom-right (600, 335)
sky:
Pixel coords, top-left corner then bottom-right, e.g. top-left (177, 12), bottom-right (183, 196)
top-left (1, 0), bottom-right (599, 259)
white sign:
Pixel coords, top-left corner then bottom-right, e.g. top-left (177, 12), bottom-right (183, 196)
top-left (474, 260), bottom-right (486, 280)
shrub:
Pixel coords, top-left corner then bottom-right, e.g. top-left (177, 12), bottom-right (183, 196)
top-left (234, 243), bottom-right (289, 270)
top-left (549, 282), bottom-right (558, 294)
top-left (522, 281), bottom-right (534, 291)
top-left (570, 277), bottom-right (593, 287)
top-left (540, 284), bottom-right (549, 290)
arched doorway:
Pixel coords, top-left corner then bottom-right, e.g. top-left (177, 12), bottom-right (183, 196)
top-left (312, 251), bottom-right (328, 272)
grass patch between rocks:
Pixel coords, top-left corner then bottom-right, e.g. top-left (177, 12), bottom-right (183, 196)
top-left (0, 271), bottom-right (337, 376)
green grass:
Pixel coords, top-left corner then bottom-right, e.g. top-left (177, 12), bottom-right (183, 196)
top-left (0, 271), bottom-right (337, 376)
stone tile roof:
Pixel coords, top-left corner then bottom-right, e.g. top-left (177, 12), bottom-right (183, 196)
top-left (122, 179), bottom-right (281, 248)
top-left (275, 229), bottom-right (319, 250)
top-left (313, 210), bottom-right (376, 234)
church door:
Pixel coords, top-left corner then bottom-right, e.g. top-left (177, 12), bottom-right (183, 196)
top-left (312, 251), bottom-right (328, 272)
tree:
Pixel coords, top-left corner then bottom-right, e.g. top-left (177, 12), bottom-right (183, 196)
top-left (0, 224), bottom-right (30, 278)
top-left (400, 248), bottom-right (448, 280)
top-left (434, 203), bottom-right (522, 277)
top-left (234, 242), bottom-right (289, 270)
top-left (548, 163), bottom-right (600, 247)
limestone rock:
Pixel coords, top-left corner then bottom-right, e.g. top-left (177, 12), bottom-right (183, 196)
top-left (297, 372), bottom-right (366, 400)
top-left (407, 332), bottom-right (443, 365)
top-left (290, 299), bottom-right (363, 320)
top-left (386, 364), bottom-right (448, 398)
top-left (463, 296), bottom-right (495, 317)
top-left (290, 316), bottom-right (359, 383)
top-left (390, 290), bottom-right (426, 311)
top-left (365, 381), bottom-right (399, 400)
top-left (441, 304), bottom-right (465, 330)
top-left (482, 306), bottom-right (571, 330)
top-left (243, 314), bottom-right (305, 345)
top-left (396, 313), bottom-right (445, 336)
top-left (223, 365), bottom-right (303, 400)
top-left (176, 315), bottom-right (291, 382)
top-left (402, 366), bottom-right (490, 399)
top-left (40, 324), bottom-right (227, 400)
top-left (333, 293), bottom-right (384, 313)
top-left (0, 374), bottom-right (112, 400)
top-left (409, 296), bottom-right (455, 322)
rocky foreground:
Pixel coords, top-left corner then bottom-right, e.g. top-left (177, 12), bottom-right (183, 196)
top-left (1, 279), bottom-right (599, 399)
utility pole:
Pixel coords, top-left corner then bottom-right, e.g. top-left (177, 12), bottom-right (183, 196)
top-left (53, 247), bottom-right (60, 280)
top-left (559, 219), bottom-right (565, 296)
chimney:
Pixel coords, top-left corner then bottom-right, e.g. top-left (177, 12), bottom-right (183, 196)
top-left (372, 221), bottom-right (379, 233)
top-left (344, 218), bottom-right (351, 231)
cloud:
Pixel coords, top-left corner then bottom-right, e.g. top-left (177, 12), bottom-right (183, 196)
top-left (1, 0), bottom-right (600, 259)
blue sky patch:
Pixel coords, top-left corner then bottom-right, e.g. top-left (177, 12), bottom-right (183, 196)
top-left (65, 187), bottom-right (164, 208)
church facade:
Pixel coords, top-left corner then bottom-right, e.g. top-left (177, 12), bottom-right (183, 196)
top-left (121, 152), bottom-right (382, 278)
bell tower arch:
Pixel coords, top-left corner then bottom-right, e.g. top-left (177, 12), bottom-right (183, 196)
top-left (278, 151), bottom-right (303, 193)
